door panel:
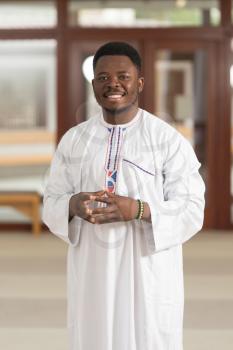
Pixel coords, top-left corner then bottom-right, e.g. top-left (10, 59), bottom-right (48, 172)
top-left (147, 41), bottom-right (219, 228)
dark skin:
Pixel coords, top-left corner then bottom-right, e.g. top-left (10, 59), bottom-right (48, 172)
top-left (69, 55), bottom-right (151, 223)
top-left (92, 55), bottom-right (144, 125)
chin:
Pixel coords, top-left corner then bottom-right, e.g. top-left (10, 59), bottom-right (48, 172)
top-left (104, 104), bottom-right (133, 115)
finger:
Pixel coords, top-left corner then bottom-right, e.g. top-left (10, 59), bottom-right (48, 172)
top-left (86, 194), bottom-right (97, 201)
top-left (91, 205), bottom-right (115, 215)
top-left (81, 207), bottom-right (93, 218)
top-left (82, 201), bottom-right (92, 215)
top-left (85, 213), bottom-right (117, 225)
top-left (80, 200), bottom-right (94, 214)
top-left (105, 191), bottom-right (115, 198)
top-left (93, 196), bottom-right (113, 204)
top-left (86, 207), bottom-right (92, 215)
top-left (82, 191), bottom-right (105, 201)
top-left (89, 193), bottom-right (106, 201)
top-left (83, 198), bottom-right (102, 208)
top-left (83, 199), bottom-right (93, 206)
top-left (80, 193), bottom-right (96, 202)
top-left (94, 212), bottom-right (118, 224)
top-left (91, 190), bottom-right (106, 198)
top-left (94, 190), bottom-right (106, 195)
top-left (84, 214), bottom-right (96, 224)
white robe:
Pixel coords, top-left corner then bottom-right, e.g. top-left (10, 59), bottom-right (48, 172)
top-left (42, 109), bottom-right (205, 350)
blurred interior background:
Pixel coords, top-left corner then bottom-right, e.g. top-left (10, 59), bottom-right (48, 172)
top-left (1, 0), bottom-right (233, 231)
top-left (0, 1), bottom-right (233, 350)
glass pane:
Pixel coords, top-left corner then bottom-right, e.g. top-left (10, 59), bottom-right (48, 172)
top-left (0, 1), bottom-right (56, 28)
top-left (69, 0), bottom-right (220, 27)
top-left (154, 50), bottom-right (207, 183)
top-left (0, 40), bottom-right (57, 224)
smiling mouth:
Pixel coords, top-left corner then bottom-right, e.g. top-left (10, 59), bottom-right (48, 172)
top-left (106, 95), bottom-right (123, 100)
top-left (103, 91), bottom-right (126, 100)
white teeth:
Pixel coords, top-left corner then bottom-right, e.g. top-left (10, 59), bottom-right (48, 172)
top-left (107, 95), bottom-right (122, 99)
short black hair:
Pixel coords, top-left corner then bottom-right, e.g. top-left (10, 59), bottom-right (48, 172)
top-left (93, 41), bottom-right (142, 72)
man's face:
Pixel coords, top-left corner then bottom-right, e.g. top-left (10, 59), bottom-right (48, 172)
top-left (92, 55), bottom-right (144, 116)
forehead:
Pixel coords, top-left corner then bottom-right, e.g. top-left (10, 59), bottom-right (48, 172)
top-left (94, 55), bottom-right (137, 73)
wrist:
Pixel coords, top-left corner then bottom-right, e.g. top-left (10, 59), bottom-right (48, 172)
top-left (134, 199), bottom-right (151, 222)
top-left (69, 194), bottom-right (80, 219)
top-left (135, 199), bottom-right (144, 220)
top-left (69, 195), bottom-right (75, 220)
top-left (142, 202), bottom-right (151, 222)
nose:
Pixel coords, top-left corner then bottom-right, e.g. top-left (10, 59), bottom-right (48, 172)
top-left (107, 75), bottom-right (120, 87)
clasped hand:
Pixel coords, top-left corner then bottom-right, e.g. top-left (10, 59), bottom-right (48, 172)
top-left (69, 190), bottom-right (138, 224)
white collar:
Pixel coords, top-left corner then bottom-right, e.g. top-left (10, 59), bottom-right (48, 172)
top-left (98, 108), bottom-right (142, 129)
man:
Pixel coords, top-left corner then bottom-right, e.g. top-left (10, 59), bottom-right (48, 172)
top-left (43, 42), bottom-right (205, 350)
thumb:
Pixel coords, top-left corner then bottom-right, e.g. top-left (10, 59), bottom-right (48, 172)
top-left (105, 191), bottom-right (115, 198)
top-left (94, 190), bottom-right (106, 195)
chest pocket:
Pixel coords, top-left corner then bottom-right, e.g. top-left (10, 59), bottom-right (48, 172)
top-left (123, 158), bottom-right (155, 177)
top-left (119, 157), bottom-right (157, 199)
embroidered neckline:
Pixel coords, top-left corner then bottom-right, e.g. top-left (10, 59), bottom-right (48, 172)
top-left (99, 108), bottom-right (142, 129)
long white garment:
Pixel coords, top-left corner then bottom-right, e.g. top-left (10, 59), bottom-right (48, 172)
top-left (43, 109), bottom-right (205, 350)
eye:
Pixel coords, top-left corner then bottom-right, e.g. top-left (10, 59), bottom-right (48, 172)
top-left (97, 75), bottom-right (108, 82)
top-left (119, 74), bottom-right (130, 80)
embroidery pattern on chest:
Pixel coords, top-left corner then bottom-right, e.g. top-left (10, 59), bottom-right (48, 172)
top-left (104, 126), bottom-right (124, 193)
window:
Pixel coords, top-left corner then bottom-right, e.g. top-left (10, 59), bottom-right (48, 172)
top-left (69, 0), bottom-right (220, 27)
top-left (0, 1), bottom-right (56, 28)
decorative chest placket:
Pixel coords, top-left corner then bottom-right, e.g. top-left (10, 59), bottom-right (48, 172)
top-left (104, 126), bottom-right (125, 193)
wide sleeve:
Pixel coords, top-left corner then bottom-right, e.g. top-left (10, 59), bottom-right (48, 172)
top-left (142, 132), bottom-right (205, 254)
top-left (42, 131), bottom-right (81, 246)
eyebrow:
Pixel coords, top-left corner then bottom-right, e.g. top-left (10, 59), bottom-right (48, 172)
top-left (96, 70), bottom-right (130, 76)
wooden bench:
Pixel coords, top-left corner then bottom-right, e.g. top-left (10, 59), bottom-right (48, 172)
top-left (0, 130), bottom-right (54, 166)
top-left (0, 130), bottom-right (54, 235)
top-left (0, 192), bottom-right (41, 236)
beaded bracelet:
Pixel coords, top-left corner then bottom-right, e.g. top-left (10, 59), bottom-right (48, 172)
top-left (136, 199), bottom-right (144, 220)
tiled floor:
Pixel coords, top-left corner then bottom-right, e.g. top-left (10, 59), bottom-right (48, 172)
top-left (183, 231), bottom-right (233, 350)
top-left (0, 230), bottom-right (232, 350)
top-left (0, 233), bottom-right (68, 350)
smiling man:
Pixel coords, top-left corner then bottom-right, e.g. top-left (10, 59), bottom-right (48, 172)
top-left (43, 42), bottom-right (205, 350)
top-left (92, 48), bottom-right (144, 124)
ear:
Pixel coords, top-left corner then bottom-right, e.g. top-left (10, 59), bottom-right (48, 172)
top-left (138, 77), bottom-right (144, 93)
top-left (92, 78), bottom-right (97, 96)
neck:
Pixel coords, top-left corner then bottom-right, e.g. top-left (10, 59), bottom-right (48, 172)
top-left (102, 105), bottom-right (139, 125)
